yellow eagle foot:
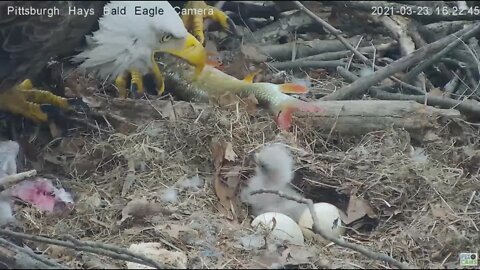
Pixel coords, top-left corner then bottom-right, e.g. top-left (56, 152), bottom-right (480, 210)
top-left (0, 80), bottom-right (85, 123)
top-left (115, 68), bottom-right (166, 98)
top-left (115, 69), bottom-right (146, 99)
top-left (182, 1), bottom-right (229, 44)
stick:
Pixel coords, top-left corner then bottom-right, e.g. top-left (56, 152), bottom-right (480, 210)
top-left (403, 23), bottom-right (480, 83)
top-left (0, 229), bottom-right (169, 269)
top-left (259, 37), bottom-right (363, 61)
top-left (0, 237), bottom-right (67, 269)
top-left (0, 170), bottom-right (37, 187)
top-left (269, 60), bottom-right (357, 70)
top-left (293, 1), bottom-right (373, 67)
top-left (336, 66), bottom-right (480, 119)
top-left (245, 12), bottom-right (313, 44)
top-left (321, 23), bottom-right (480, 100)
top-left (250, 189), bottom-right (413, 269)
top-left (370, 89), bottom-right (480, 118)
top-left (292, 1), bottom-right (424, 100)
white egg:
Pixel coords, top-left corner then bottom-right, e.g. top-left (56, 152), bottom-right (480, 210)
top-left (298, 203), bottom-right (345, 241)
top-left (251, 212), bottom-right (305, 245)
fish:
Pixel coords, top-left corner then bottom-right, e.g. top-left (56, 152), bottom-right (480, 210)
top-left (153, 52), bottom-right (324, 130)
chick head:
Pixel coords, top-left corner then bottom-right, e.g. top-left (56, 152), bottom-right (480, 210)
top-left (254, 144), bottom-right (294, 187)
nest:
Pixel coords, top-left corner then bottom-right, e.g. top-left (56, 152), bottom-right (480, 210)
top-left (9, 97), bottom-right (479, 269)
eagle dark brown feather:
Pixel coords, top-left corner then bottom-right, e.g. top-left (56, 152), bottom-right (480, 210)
top-left (0, 1), bottom-right (106, 90)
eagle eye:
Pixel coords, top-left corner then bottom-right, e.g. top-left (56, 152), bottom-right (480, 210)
top-left (161, 34), bottom-right (173, 43)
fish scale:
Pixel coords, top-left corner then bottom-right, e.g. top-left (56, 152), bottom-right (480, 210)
top-left (155, 52), bottom-right (324, 130)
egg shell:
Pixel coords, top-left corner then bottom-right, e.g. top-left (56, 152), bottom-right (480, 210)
top-left (251, 212), bottom-right (304, 245)
top-left (298, 203), bottom-right (345, 240)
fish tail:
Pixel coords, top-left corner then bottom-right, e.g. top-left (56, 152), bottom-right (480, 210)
top-left (274, 100), bottom-right (324, 130)
top-left (279, 83), bottom-right (308, 94)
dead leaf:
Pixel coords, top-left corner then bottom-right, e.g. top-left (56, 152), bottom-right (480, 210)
top-left (340, 194), bottom-right (377, 224)
top-left (210, 137), bottom-right (226, 170)
top-left (224, 142), bottom-right (237, 162)
top-left (119, 198), bottom-right (170, 224)
top-left (214, 166), bottom-right (242, 221)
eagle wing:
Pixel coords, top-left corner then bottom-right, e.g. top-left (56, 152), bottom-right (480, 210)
top-left (0, 1), bottom-right (106, 90)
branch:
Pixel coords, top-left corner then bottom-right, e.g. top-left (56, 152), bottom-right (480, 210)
top-left (370, 89), bottom-right (480, 118)
top-left (336, 66), bottom-right (480, 118)
top-left (292, 1), bottom-right (373, 67)
top-left (0, 229), bottom-right (169, 269)
top-left (292, 1), bottom-right (425, 101)
top-left (245, 12), bottom-right (313, 44)
top-left (321, 22), bottom-right (480, 100)
top-left (250, 189), bottom-right (413, 269)
top-left (403, 24), bottom-right (480, 83)
top-left (259, 37), bottom-right (363, 61)
top-left (269, 60), bottom-right (358, 70)
top-left (0, 237), bottom-right (67, 269)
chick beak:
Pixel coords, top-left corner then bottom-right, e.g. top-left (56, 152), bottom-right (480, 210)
top-left (162, 33), bottom-right (207, 77)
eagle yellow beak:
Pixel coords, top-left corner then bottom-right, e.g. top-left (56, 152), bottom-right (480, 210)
top-left (162, 33), bottom-right (207, 76)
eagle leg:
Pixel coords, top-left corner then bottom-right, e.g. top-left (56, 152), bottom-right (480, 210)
top-left (115, 72), bottom-right (129, 98)
top-left (129, 69), bottom-right (145, 98)
top-left (182, 1), bottom-right (229, 44)
top-left (0, 78), bottom-right (89, 123)
top-left (115, 70), bottom-right (147, 99)
top-left (151, 59), bottom-right (166, 96)
top-left (0, 87), bottom-right (56, 122)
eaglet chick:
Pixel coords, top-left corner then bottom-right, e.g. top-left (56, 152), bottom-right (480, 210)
top-left (240, 144), bottom-right (307, 222)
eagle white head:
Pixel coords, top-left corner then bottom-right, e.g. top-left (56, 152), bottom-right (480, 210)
top-left (72, 1), bottom-right (206, 80)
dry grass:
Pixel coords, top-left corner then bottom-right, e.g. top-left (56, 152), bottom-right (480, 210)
top-left (11, 96), bottom-right (480, 269)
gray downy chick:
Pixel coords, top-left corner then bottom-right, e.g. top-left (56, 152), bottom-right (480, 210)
top-left (240, 144), bottom-right (307, 222)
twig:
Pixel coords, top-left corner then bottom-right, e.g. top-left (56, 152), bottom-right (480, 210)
top-left (0, 170), bottom-right (37, 188)
top-left (371, 88), bottom-right (480, 118)
top-left (0, 229), bottom-right (170, 269)
top-left (336, 66), bottom-right (480, 118)
top-left (293, 1), bottom-right (372, 67)
top-left (259, 36), bottom-right (363, 61)
top-left (250, 189), bottom-right (413, 269)
top-left (292, 1), bottom-right (426, 99)
top-left (321, 23), bottom-right (480, 100)
top-left (270, 60), bottom-right (358, 70)
top-left (403, 24), bottom-right (480, 83)
top-left (294, 42), bottom-right (395, 62)
top-left (245, 12), bottom-right (313, 44)
top-left (0, 237), bottom-right (67, 269)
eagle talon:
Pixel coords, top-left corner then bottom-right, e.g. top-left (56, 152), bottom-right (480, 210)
top-left (182, 1), bottom-right (230, 44)
top-left (0, 79), bottom-right (81, 123)
top-left (19, 79), bottom-right (34, 90)
top-left (130, 69), bottom-right (145, 98)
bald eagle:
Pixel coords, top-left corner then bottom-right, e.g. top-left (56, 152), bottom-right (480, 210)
top-left (0, 1), bottom-right (228, 122)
